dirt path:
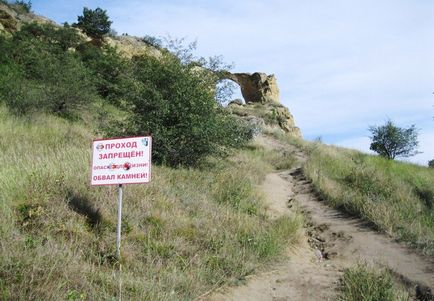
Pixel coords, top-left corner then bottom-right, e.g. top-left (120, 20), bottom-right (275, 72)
top-left (207, 141), bottom-right (434, 301)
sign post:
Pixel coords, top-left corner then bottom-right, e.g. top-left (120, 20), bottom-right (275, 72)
top-left (116, 184), bottom-right (123, 258)
top-left (91, 136), bottom-right (152, 259)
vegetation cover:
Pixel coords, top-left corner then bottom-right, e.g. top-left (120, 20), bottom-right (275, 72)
top-left (0, 5), bottom-right (301, 300)
top-left (0, 3), bottom-right (431, 299)
top-left (0, 107), bottom-right (302, 300)
top-left (0, 19), bottom-right (252, 166)
top-left (284, 136), bottom-right (434, 257)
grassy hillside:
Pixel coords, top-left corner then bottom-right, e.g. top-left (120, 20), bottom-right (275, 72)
top-left (0, 106), bottom-right (302, 300)
top-left (283, 136), bottom-right (434, 257)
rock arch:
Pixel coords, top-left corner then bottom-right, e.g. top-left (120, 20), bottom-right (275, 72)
top-left (223, 71), bottom-right (302, 138)
top-left (223, 72), bottom-right (281, 104)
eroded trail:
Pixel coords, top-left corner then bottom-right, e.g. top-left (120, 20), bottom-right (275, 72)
top-left (207, 141), bottom-right (434, 301)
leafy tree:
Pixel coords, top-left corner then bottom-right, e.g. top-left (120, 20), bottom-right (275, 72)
top-left (428, 160), bottom-right (434, 168)
top-left (74, 7), bottom-right (112, 40)
top-left (369, 120), bottom-right (420, 160)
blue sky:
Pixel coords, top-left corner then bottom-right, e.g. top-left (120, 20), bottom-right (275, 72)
top-left (31, 0), bottom-right (434, 165)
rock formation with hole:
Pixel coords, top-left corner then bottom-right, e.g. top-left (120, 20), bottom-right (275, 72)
top-left (225, 72), bottom-right (302, 138)
top-left (225, 72), bottom-right (280, 104)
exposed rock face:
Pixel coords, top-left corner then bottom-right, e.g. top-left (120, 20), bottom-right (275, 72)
top-left (0, 3), bottom-right (55, 36)
top-left (274, 106), bottom-right (302, 137)
top-left (0, 4), bottom-right (18, 35)
top-left (106, 36), bottom-right (162, 59)
top-left (228, 101), bottom-right (302, 138)
top-left (225, 72), bottom-right (280, 104)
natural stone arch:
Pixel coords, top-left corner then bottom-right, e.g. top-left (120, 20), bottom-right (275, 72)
top-left (223, 71), bottom-right (302, 138)
top-left (223, 72), bottom-right (281, 104)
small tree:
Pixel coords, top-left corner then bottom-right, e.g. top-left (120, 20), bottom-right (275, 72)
top-left (369, 119), bottom-right (420, 160)
top-left (74, 7), bottom-right (112, 40)
top-left (428, 160), bottom-right (434, 168)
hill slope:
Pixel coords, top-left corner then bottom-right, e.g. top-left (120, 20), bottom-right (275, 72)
top-left (0, 107), bottom-right (303, 300)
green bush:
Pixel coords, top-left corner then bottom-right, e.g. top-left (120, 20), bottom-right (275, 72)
top-left (0, 23), bottom-right (97, 117)
top-left (16, 22), bottom-right (83, 52)
top-left (77, 42), bottom-right (131, 104)
top-left (105, 53), bottom-right (253, 166)
top-left (141, 35), bottom-right (162, 48)
top-left (1, 20), bottom-right (252, 165)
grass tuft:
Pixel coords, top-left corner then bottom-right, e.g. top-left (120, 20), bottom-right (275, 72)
top-left (339, 264), bottom-right (409, 301)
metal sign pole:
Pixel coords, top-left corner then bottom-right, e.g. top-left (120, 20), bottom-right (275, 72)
top-left (116, 184), bottom-right (123, 259)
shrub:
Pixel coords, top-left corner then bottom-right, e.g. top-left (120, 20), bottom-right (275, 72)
top-left (74, 7), bottom-right (112, 40)
top-left (0, 23), bottom-right (97, 117)
top-left (428, 159), bottom-right (434, 168)
top-left (141, 35), bottom-right (162, 48)
top-left (105, 53), bottom-right (253, 166)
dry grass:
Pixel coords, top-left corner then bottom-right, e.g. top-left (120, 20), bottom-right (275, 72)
top-left (0, 106), bottom-right (302, 300)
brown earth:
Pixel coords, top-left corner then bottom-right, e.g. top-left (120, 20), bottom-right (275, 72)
top-left (205, 138), bottom-right (434, 301)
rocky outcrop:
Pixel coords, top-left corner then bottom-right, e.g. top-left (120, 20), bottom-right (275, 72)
top-left (228, 100), bottom-right (302, 138)
top-left (0, 3), bottom-right (55, 36)
top-left (0, 3), bottom-right (18, 35)
top-left (224, 72), bottom-right (280, 104)
top-left (225, 72), bottom-right (301, 138)
top-left (105, 36), bottom-right (162, 59)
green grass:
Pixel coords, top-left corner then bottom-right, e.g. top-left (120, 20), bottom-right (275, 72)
top-left (0, 106), bottom-right (302, 300)
top-left (339, 264), bottom-right (409, 301)
top-left (288, 138), bottom-right (434, 257)
top-left (339, 264), bottom-right (410, 301)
